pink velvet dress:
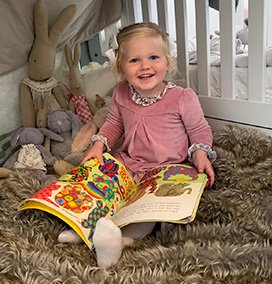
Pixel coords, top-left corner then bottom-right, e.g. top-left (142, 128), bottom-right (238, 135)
top-left (98, 82), bottom-right (213, 178)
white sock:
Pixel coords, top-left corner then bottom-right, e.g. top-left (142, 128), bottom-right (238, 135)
top-left (58, 229), bottom-right (82, 244)
top-left (93, 218), bottom-right (122, 268)
top-left (121, 222), bottom-right (156, 247)
top-left (122, 237), bottom-right (135, 247)
top-left (121, 222), bottom-right (156, 239)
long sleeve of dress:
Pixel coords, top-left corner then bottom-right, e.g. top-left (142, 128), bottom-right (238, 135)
top-left (179, 88), bottom-right (213, 147)
top-left (98, 89), bottom-right (124, 149)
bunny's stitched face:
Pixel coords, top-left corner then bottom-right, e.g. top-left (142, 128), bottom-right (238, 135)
top-left (28, 42), bottom-right (56, 81)
top-left (27, 0), bottom-right (76, 81)
top-left (48, 111), bottom-right (72, 134)
top-left (16, 128), bottom-right (44, 146)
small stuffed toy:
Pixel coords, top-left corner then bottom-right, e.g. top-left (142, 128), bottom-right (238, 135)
top-left (2, 127), bottom-right (64, 182)
top-left (65, 43), bottom-right (96, 124)
top-left (71, 93), bottom-right (113, 153)
top-left (20, 0), bottom-right (77, 129)
top-left (95, 94), bottom-right (106, 110)
top-left (46, 109), bottom-right (84, 166)
top-left (237, 18), bottom-right (248, 51)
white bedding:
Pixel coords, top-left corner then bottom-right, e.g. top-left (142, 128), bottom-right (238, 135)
top-left (189, 65), bottom-right (272, 103)
top-left (187, 36), bottom-right (272, 103)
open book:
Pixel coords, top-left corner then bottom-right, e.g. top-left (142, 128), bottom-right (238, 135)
top-left (18, 153), bottom-right (208, 250)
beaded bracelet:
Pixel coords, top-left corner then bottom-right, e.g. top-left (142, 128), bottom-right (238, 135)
top-left (91, 134), bottom-right (111, 152)
top-left (188, 143), bottom-right (217, 163)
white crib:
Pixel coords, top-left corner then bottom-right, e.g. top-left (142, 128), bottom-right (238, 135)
top-left (120, 0), bottom-right (272, 136)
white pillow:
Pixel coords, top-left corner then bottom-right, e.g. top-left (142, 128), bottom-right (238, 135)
top-left (210, 36), bottom-right (220, 52)
top-left (188, 37), bottom-right (197, 52)
top-left (82, 62), bottom-right (116, 103)
top-left (266, 47), bottom-right (272, 66)
top-left (236, 54), bottom-right (249, 68)
top-left (235, 48), bottom-right (272, 67)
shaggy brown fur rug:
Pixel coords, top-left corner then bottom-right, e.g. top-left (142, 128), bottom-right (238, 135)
top-left (0, 125), bottom-right (272, 284)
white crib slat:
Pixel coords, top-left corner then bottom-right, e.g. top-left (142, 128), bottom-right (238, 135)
top-left (121, 0), bottom-right (135, 26)
top-left (174, 0), bottom-right (189, 88)
top-left (195, 0), bottom-right (210, 96)
top-left (219, 0), bottom-right (235, 99)
top-left (248, 0), bottom-right (267, 102)
top-left (156, 0), bottom-right (166, 31)
top-left (141, 0), bottom-right (150, 22)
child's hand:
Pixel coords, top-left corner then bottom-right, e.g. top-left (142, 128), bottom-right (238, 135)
top-left (81, 141), bottom-right (104, 165)
top-left (191, 149), bottom-right (215, 187)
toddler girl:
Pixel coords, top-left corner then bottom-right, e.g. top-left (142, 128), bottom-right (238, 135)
top-left (59, 22), bottom-right (216, 268)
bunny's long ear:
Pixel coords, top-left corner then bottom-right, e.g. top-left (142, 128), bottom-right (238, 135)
top-left (10, 127), bottom-right (24, 147)
top-left (73, 43), bottom-right (81, 65)
top-left (65, 45), bottom-right (73, 67)
top-left (39, 128), bottom-right (64, 142)
top-left (65, 43), bottom-right (81, 67)
top-left (33, 0), bottom-right (48, 41)
top-left (64, 110), bottom-right (82, 138)
top-left (49, 4), bottom-right (77, 44)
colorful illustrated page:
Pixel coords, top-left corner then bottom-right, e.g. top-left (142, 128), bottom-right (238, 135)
top-left (19, 153), bottom-right (135, 249)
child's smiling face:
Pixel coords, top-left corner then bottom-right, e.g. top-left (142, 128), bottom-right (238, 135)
top-left (121, 36), bottom-right (169, 98)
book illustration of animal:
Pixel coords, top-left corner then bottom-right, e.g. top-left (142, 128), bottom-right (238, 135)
top-left (155, 183), bottom-right (192, 197)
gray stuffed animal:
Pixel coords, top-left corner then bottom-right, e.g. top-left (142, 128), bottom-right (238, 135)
top-left (47, 109), bottom-right (85, 166)
top-left (2, 127), bottom-right (64, 182)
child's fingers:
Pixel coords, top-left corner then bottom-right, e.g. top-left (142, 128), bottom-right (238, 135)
top-left (97, 155), bottom-right (104, 165)
top-left (81, 156), bottom-right (89, 164)
top-left (81, 152), bottom-right (94, 163)
top-left (196, 162), bottom-right (214, 187)
top-left (82, 153), bottom-right (104, 165)
top-left (204, 164), bottom-right (214, 187)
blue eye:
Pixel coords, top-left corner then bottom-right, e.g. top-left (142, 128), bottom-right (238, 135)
top-left (149, 55), bottom-right (159, 61)
top-left (129, 58), bottom-right (139, 63)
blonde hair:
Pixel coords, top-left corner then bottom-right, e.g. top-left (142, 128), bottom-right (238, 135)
top-left (112, 22), bottom-right (176, 82)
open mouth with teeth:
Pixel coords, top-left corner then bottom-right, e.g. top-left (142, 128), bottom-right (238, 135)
top-left (138, 74), bottom-right (154, 79)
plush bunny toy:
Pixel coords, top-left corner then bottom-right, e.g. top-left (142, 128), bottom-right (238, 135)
top-left (46, 109), bottom-right (85, 166)
top-left (2, 127), bottom-right (64, 182)
top-left (71, 94), bottom-right (113, 153)
top-left (20, 0), bottom-right (77, 129)
top-left (65, 43), bottom-right (96, 124)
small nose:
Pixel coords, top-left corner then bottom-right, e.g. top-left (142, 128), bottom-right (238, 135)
top-left (140, 59), bottom-right (150, 70)
top-left (57, 120), bottom-right (63, 126)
